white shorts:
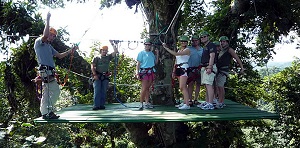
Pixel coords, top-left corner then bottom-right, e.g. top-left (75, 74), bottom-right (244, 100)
top-left (201, 64), bottom-right (217, 85)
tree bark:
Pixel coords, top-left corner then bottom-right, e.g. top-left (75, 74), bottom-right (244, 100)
top-left (123, 0), bottom-right (188, 147)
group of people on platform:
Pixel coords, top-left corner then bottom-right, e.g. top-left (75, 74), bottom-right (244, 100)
top-left (34, 12), bottom-right (245, 119)
top-left (162, 31), bottom-right (245, 110)
top-left (136, 31), bottom-right (244, 110)
top-left (135, 31), bottom-right (245, 110)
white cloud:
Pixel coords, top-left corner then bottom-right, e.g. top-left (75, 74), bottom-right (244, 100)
top-left (272, 42), bottom-right (300, 62)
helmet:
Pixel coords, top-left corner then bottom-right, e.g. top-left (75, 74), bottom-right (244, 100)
top-left (101, 46), bottom-right (108, 50)
top-left (144, 38), bottom-right (152, 44)
top-left (199, 31), bottom-right (209, 37)
top-left (213, 41), bottom-right (220, 46)
top-left (179, 35), bottom-right (189, 42)
top-left (219, 36), bottom-right (229, 41)
top-left (192, 35), bottom-right (199, 40)
top-left (49, 27), bottom-right (57, 36)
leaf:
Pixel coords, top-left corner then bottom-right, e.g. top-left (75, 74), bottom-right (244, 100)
top-left (33, 136), bottom-right (46, 144)
top-left (21, 123), bottom-right (33, 127)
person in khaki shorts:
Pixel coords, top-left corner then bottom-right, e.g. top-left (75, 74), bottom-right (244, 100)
top-left (215, 36), bottom-right (245, 108)
top-left (197, 31), bottom-right (218, 110)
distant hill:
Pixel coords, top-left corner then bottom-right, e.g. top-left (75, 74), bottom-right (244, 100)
top-left (267, 61), bottom-right (292, 69)
top-left (254, 61), bottom-right (292, 70)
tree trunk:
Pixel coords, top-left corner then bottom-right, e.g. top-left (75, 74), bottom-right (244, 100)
top-left (123, 0), bottom-right (188, 147)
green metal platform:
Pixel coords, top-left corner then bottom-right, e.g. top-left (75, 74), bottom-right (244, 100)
top-left (34, 99), bottom-right (279, 123)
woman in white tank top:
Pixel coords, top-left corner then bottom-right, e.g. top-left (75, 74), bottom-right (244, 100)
top-left (162, 35), bottom-right (191, 110)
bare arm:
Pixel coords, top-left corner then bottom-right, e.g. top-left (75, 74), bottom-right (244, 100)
top-left (135, 61), bottom-right (141, 79)
top-left (208, 52), bottom-right (215, 68)
top-left (136, 61), bottom-right (141, 75)
top-left (91, 63), bottom-right (97, 76)
top-left (228, 48), bottom-right (245, 73)
top-left (55, 46), bottom-right (78, 59)
top-left (109, 40), bottom-right (119, 57)
top-left (91, 62), bottom-right (99, 80)
top-left (162, 43), bottom-right (190, 56)
top-left (205, 52), bottom-right (215, 74)
top-left (42, 12), bottom-right (51, 42)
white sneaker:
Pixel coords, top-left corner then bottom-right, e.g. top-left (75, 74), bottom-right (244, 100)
top-left (197, 102), bottom-right (208, 108)
top-left (138, 103), bottom-right (143, 110)
top-left (213, 98), bottom-right (219, 106)
top-left (201, 103), bottom-right (215, 110)
top-left (144, 102), bottom-right (154, 109)
top-left (175, 103), bottom-right (184, 108)
top-left (178, 104), bottom-right (190, 110)
top-left (216, 103), bottom-right (225, 109)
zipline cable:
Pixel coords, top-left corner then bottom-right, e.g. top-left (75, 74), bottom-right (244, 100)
top-left (59, 5), bottom-right (102, 86)
top-left (162, 0), bottom-right (185, 35)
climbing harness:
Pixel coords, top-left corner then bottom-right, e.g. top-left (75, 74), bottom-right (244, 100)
top-left (174, 62), bottom-right (188, 77)
top-left (138, 67), bottom-right (155, 80)
top-left (186, 65), bottom-right (203, 84)
top-left (33, 65), bottom-right (57, 113)
top-left (93, 72), bottom-right (111, 81)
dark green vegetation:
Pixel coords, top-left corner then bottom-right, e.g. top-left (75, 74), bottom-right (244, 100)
top-left (1, 0), bottom-right (300, 147)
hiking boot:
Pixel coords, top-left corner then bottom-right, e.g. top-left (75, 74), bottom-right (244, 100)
top-left (144, 102), bottom-right (154, 109)
top-left (201, 103), bottom-right (215, 110)
top-left (42, 112), bottom-right (60, 119)
top-left (92, 106), bottom-right (100, 110)
top-left (188, 100), bottom-right (194, 107)
top-left (178, 104), bottom-right (190, 110)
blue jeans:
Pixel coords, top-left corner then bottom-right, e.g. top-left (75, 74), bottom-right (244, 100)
top-left (93, 78), bottom-right (109, 107)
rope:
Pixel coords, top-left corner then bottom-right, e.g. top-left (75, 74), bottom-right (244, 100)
top-left (61, 48), bottom-right (75, 86)
top-left (57, 5), bottom-right (101, 86)
top-left (149, 0), bottom-right (185, 46)
top-left (60, 67), bottom-right (172, 87)
top-left (162, 0), bottom-right (185, 35)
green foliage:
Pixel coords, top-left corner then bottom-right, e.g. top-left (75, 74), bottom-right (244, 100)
top-left (0, 1), bottom-right (35, 43)
top-left (0, 62), bottom-right (9, 123)
top-left (268, 58), bottom-right (300, 147)
top-left (1, 0), bottom-right (300, 147)
top-left (188, 121), bottom-right (247, 147)
top-left (108, 53), bottom-right (140, 103)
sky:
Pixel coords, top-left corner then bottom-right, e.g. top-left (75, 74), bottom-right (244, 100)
top-left (271, 33), bottom-right (300, 63)
top-left (1, 1), bottom-right (299, 63)
top-left (39, 0), bottom-right (300, 63)
top-left (40, 1), bottom-right (146, 59)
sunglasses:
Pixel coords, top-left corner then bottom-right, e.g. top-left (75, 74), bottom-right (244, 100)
top-left (144, 44), bottom-right (152, 46)
top-left (200, 36), bottom-right (207, 38)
